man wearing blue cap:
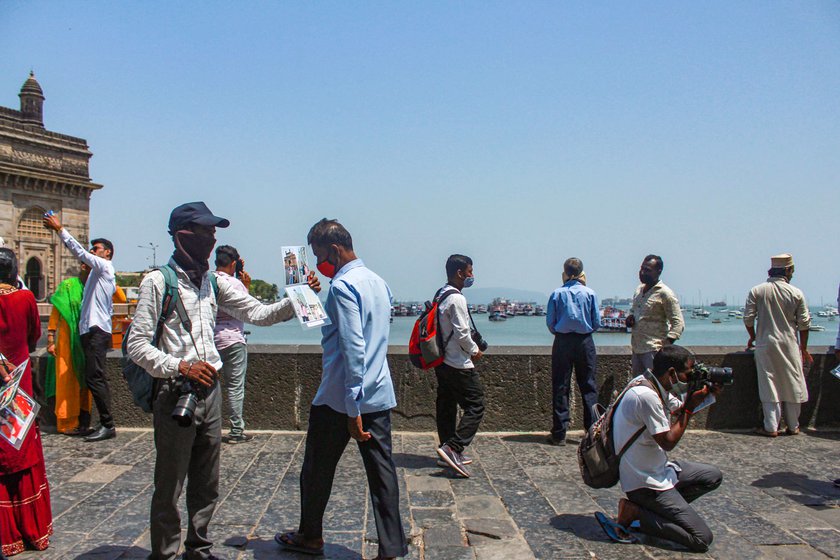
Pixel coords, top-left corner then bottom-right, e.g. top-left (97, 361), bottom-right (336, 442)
top-left (126, 202), bottom-right (320, 560)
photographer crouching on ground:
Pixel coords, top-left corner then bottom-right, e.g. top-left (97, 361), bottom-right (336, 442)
top-left (601, 345), bottom-right (726, 552)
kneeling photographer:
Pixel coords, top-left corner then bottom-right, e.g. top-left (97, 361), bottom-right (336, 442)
top-left (600, 345), bottom-right (727, 552)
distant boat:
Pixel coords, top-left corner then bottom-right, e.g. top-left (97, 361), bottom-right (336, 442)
top-left (711, 318), bottom-right (722, 324)
top-left (600, 316), bottom-right (628, 333)
top-left (710, 301), bottom-right (726, 307)
top-left (489, 310), bottom-right (507, 322)
top-left (809, 325), bottom-right (825, 332)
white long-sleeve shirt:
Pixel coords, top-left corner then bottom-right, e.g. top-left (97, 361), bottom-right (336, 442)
top-left (126, 259), bottom-right (295, 378)
top-left (59, 228), bottom-right (116, 334)
top-left (437, 285), bottom-right (479, 370)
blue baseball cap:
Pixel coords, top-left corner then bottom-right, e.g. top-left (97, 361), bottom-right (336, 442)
top-left (168, 202), bottom-right (230, 234)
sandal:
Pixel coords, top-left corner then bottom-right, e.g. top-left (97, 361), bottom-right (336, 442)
top-left (785, 427), bottom-right (800, 436)
top-left (594, 511), bottom-right (638, 544)
top-left (753, 427), bottom-right (778, 438)
top-left (275, 531), bottom-right (324, 556)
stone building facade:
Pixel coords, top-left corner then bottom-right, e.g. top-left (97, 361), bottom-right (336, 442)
top-left (0, 72), bottom-right (102, 300)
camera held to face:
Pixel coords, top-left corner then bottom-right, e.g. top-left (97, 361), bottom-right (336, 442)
top-left (689, 362), bottom-right (734, 392)
top-left (171, 378), bottom-right (208, 427)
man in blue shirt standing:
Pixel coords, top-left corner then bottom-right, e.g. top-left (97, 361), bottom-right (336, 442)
top-left (545, 257), bottom-right (601, 445)
top-left (276, 219), bottom-right (407, 560)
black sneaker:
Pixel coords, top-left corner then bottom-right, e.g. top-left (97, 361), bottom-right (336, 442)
top-left (545, 434), bottom-right (566, 446)
top-left (436, 451), bottom-right (472, 468)
top-left (223, 433), bottom-right (254, 444)
top-left (437, 444), bottom-right (470, 478)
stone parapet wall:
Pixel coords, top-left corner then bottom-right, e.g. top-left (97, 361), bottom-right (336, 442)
top-left (33, 346), bottom-right (840, 431)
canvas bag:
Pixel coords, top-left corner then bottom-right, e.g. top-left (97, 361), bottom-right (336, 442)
top-left (577, 377), bottom-right (654, 489)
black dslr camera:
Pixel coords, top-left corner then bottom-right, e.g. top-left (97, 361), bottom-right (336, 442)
top-left (471, 330), bottom-right (489, 352)
top-left (689, 362), bottom-right (734, 393)
top-left (171, 379), bottom-right (208, 427)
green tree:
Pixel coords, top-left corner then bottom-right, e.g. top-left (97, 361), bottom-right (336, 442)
top-left (116, 273), bottom-right (142, 287)
top-left (249, 279), bottom-right (279, 302)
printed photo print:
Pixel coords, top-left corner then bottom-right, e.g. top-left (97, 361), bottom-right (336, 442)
top-left (285, 284), bottom-right (331, 329)
top-left (282, 245), bottom-right (311, 286)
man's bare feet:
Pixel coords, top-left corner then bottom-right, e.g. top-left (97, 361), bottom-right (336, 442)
top-left (617, 498), bottom-right (641, 528)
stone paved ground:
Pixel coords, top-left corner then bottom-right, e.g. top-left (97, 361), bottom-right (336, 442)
top-left (18, 429), bottom-right (840, 560)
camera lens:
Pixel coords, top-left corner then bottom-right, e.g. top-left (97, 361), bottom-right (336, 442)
top-left (172, 392), bottom-right (199, 427)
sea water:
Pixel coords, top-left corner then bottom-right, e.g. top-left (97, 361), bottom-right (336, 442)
top-left (246, 307), bottom-right (839, 347)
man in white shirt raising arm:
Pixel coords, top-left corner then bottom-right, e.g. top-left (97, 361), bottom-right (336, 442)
top-left (44, 212), bottom-right (118, 442)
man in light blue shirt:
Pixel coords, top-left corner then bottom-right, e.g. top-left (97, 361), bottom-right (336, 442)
top-left (276, 219), bottom-right (407, 560)
top-left (545, 257), bottom-right (601, 445)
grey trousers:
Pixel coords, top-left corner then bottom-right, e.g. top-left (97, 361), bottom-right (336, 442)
top-left (626, 460), bottom-right (722, 552)
top-left (149, 381), bottom-right (222, 560)
top-left (219, 343), bottom-right (248, 436)
top-left (631, 351), bottom-right (656, 375)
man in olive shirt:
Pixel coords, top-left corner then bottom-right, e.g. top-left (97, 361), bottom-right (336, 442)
top-left (626, 255), bottom-right (684, 374)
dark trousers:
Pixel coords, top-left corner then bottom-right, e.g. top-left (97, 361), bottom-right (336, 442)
top-left (435, 364), bottom-right (485, 453)
top-left (626, 460), bottom-right (722, 552)
top-left (150, 382), bottom-right (222, 560)
top-left (551, 332), bottom-right (598, 438)
top-left (80, 326), bottom-right (114, 428)
top-left (299, 405), bottom-right (407, 559)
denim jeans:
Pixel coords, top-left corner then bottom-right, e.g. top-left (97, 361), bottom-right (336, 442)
top-left (219, 343), bottom-right (248, 436)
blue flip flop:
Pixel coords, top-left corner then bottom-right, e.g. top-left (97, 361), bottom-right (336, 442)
top-left (594, 511), bottom-right (639, 544)
top-left (275, 532), bottom-right (325, 556)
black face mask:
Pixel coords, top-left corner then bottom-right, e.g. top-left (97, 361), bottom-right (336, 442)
top-left (173, 230), bottom-right (216, 288)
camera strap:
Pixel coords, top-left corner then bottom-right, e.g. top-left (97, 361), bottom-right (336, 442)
top-left (173, 287), bottom-right (204, 362)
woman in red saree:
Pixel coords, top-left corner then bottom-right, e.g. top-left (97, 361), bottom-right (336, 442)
top-left (0, 248), bottom-right (51, 556)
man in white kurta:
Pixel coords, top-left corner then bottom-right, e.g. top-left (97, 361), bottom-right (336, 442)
top-left (744, 253), bottom-right (812, 436)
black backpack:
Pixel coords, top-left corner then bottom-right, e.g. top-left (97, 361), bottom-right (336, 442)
top-left (120, 266), bottom-right (218, 413)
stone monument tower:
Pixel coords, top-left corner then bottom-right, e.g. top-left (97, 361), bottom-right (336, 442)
top-left (0, 72), bottom-right (103, 300)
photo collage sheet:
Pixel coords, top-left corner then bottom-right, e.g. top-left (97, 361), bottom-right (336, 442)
top-left (0, 357), bottom-right (40, 450)
top-left (282, 245), bottom-right (331, 329)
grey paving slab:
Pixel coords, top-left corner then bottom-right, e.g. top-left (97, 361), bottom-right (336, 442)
top-left (14, 429), bottom-right (840, 559)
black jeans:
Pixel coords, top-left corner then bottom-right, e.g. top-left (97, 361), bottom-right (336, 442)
top-left (299, 405), bottom-right (407, 559)
top-left (435, 364), bottom-right (485, 453)
top-left (626, 460), bottom-right (723, 552)
top-left (551, 332), bottom-right (598, 438)
top-left (80, 326), bottom-right (114, 429)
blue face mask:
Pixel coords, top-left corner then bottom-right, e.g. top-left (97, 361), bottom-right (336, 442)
top-left (463, 276), bottom-right (475, 289)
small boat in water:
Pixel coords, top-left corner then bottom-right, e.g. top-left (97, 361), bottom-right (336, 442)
top-left (809, 325), bottom-right (825, 332)
top-left (489, 310), bottom-right (507, 322)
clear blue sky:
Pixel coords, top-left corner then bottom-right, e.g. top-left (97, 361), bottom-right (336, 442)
top-left (2, 2), bottom-right (838, 304)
